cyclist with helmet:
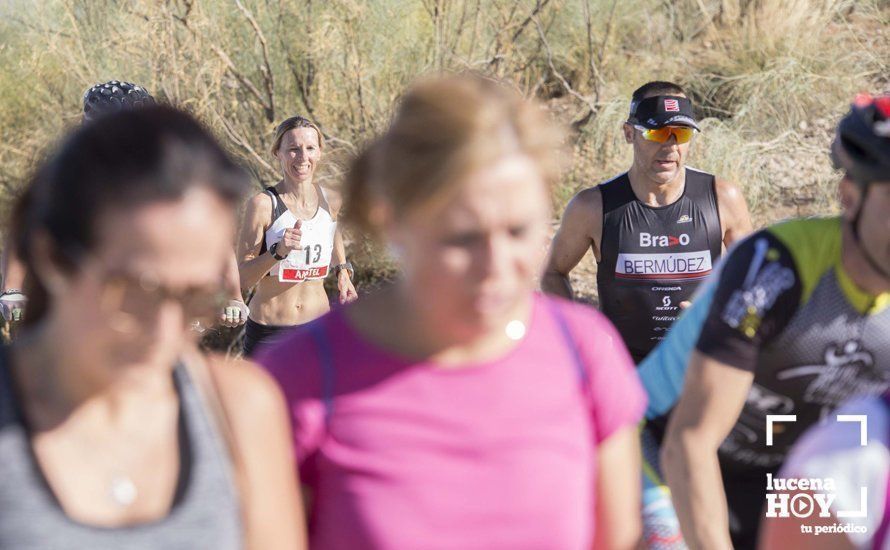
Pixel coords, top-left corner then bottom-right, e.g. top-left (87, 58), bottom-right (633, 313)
top-left (654, 93), bottom-right (890, 549)
top-left (543, 81), bottom-right (752, 365)
top-left (1, 81), bottom-right (250, 330)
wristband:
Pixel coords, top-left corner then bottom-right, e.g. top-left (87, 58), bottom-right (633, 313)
top-left (333, 262), bottom-right (354, 279)
top-left (270, 241), bottom-right (287, 261)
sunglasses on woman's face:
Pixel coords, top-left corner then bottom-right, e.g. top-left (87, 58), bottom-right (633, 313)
top-left (57, 247), bottom-right (227, 334)
top-left (634, 125), bottom-right (696, 145)
top-left (96, 269), bottom-right (228, 334)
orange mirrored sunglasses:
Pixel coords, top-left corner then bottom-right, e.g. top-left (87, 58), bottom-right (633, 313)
top-left (634, 125), bottom-right (696, 144)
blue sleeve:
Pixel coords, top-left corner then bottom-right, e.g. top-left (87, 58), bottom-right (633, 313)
top-left (638, 281), bottom-right (715, 419)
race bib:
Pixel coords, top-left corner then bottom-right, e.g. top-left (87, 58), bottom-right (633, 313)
top-left (278, 220), bottom-right (337, 283)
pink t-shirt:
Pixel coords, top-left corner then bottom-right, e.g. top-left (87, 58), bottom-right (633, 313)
top-left (259, 294), bottom-right (645, 550)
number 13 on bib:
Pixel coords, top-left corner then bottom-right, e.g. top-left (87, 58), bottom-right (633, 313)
top-left (278, 221), bottom-right (337, 283)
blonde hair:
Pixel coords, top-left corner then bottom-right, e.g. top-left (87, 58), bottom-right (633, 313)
top-left (270, 116), bottom-right (325, 157)
top-left (344, 73), bottom-right (563, 236)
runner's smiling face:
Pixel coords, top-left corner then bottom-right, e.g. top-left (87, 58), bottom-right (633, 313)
top-left (388, 153), bottom-right (551, 337)
top-left (43, 187), bottom-right (235, 370)
top-left (276, 127), bottom-right (321, 184)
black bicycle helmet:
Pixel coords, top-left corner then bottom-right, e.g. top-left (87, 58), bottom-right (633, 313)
top-left (830, 93), bottom-right (890, 185)
top-left (82, 80), bottom-right (155, 121)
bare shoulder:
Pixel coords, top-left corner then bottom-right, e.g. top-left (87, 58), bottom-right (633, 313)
top-left (714, 177), bottom-right (753, 237)
top-left (563, 185), bottom-right (602, 223)
top-left (714, 178), bottom-right (750, 219)
top-left (714, 178), bottom-right (745, 201)
top-left (206, 354), bottom-right (287, 417)
top-left (572, 185), bottom-right (603, 210)
top-left (245, 191), bottom-right (274, 219)
top-left (564, 185), bottom-right (602, 233)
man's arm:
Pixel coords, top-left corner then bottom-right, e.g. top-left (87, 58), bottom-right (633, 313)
top-left (1, 241), bottom-right (25, 291)
top-left (663, 230), bottom-right (802, 549)
top-left (661, 352), bottom-right (754, 550)
top-left (715, 178), bottom-right (753, 248)
top-left (541, 188), bottom-right (602, 299)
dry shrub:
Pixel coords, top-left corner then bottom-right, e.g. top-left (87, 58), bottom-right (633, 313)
top-left (0, 0), bottom-right (888, 344)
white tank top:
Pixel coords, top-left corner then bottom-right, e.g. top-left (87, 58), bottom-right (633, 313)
top-left (263, 185), bottom-right (337, 282)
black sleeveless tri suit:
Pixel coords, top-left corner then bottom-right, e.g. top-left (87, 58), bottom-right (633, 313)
top-left (596, 168), bottom-right (723, 363)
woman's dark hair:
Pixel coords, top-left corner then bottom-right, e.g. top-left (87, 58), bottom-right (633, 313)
top-left (11, 104), bottom-right (249, 325)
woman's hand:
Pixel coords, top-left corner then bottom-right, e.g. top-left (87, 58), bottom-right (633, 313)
top-left (220, 300), bottom-right (249, 328)
top-left (0, 290), bottom-right (26, 322)
top-left (338, 270), bottom-right (358, 304)
top-left (276, 220), bottom-right (303, 256)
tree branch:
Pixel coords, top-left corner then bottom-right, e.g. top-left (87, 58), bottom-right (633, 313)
top-left (171, 2), bottom-right (272, 118)
top-left (209, 107), bottom-right (279, 181)
top-left (235, 0), bottom-right (276, 122)
top-left (533, 16), bottom-right (598, 131)
top-left (510, 0), bottom-right (551, 46)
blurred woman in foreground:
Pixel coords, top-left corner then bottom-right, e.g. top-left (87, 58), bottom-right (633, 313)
top-left (1, 81), bottom-right (251, 330)
top-left (0, 106), bottom-right (304, 549)
top-left (259, 74), bottom-right (645, 549)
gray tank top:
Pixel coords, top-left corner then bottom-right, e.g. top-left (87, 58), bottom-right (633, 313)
top-left (0, 353), bottom-right (243, 549)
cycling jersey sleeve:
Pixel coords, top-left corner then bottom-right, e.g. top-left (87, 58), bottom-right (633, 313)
top-left (695, 230), bottom-right (803, 371)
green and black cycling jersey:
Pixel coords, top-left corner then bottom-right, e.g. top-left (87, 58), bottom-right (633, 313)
top-left (640, 216), bottom-right (890, 470)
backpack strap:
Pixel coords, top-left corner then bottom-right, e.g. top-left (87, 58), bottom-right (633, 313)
top-left (258, 187), bottom-right (290, 275)
top-left (265, 186), bottom-right (289, 220)
top-left (546, 299), bottom-right (591, 396)
top-left (308, 320), bottom-right (336, 426)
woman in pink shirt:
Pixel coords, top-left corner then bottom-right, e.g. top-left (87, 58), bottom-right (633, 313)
top-left (259, 74), bottom-right (645, 550)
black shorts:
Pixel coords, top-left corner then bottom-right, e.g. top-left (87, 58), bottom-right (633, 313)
top-left (721, 461), bottom-right (777, 550)
top-left (242, 318), bottom-right (292, 357)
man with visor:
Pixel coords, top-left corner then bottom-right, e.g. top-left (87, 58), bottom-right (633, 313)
top-left (543, 81), bottom-right (752, 549)
top-left (543, 81), bottom-right (751, 364)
